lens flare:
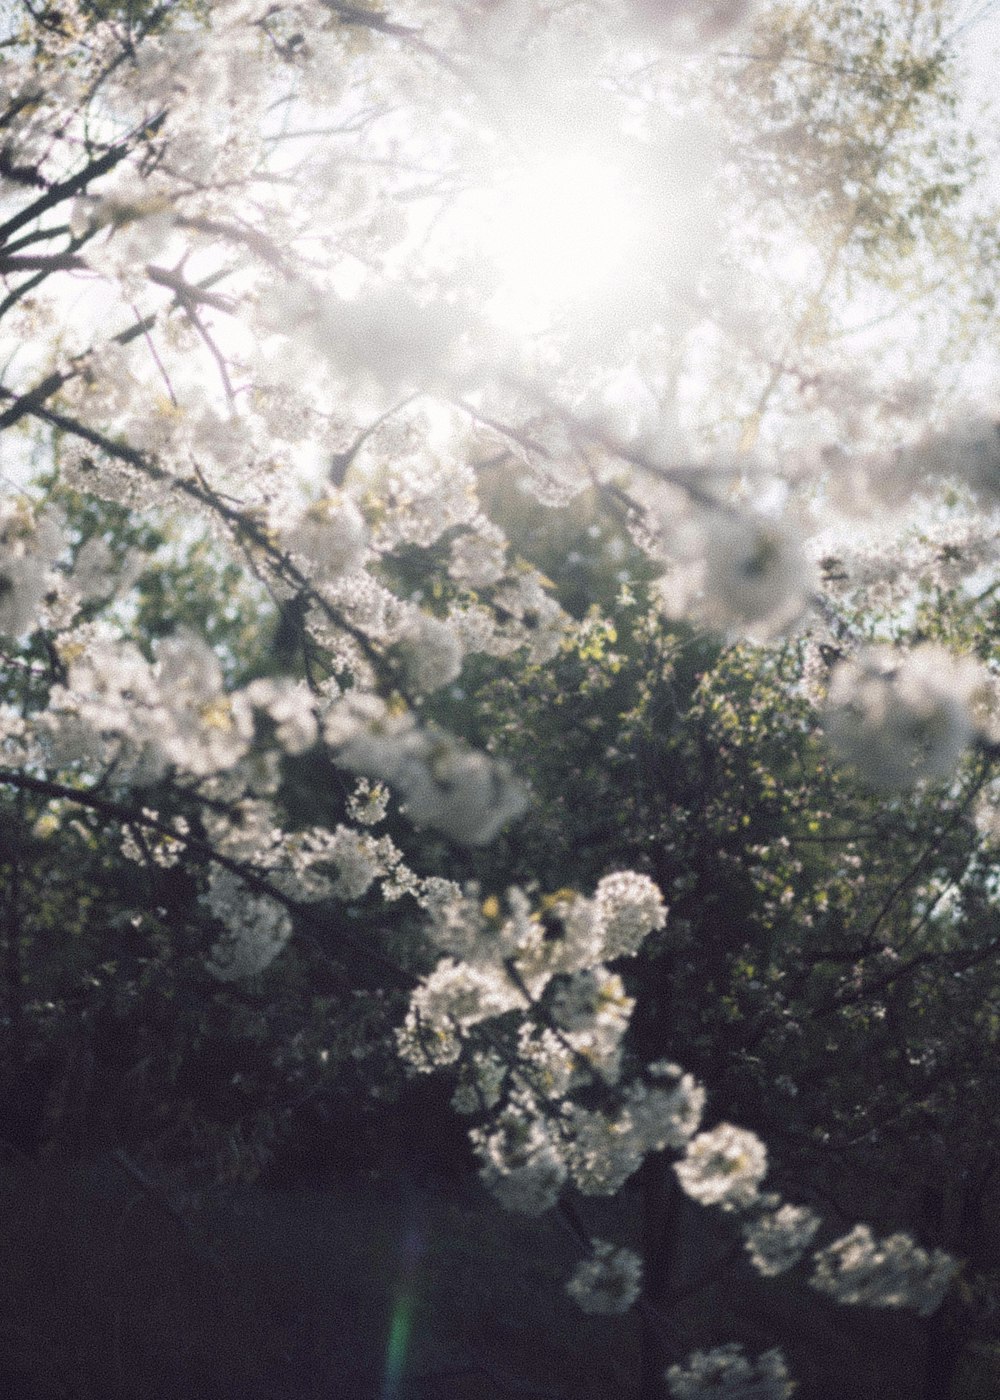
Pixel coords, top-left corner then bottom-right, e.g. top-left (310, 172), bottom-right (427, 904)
top-left (380, 1291), bottom-right (415, 1400)
top-left (380, 1222), bottom-right (425, 1400)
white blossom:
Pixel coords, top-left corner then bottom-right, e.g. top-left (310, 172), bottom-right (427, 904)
top-left (324, 698), bottom-right (528, 845)
top-left (700, 514), bottom-right (813, 636)
top-left (203, 868), bottom-right (293, 981)
top-left (824, 645), bottom-right (979, 789)
top-left (448, 526), bottom-right (508, 588)
top-left (565, 1239), bottom-right (642, 1315)
top-left (594, 871), bottom-right (668, 958)
top-left (675, 1123), bottom-right (768, 1211)
top-left (472, 1098), bottom-right (568, 1215)
top-left (279, 492), bottom-right (367, 579)
top-left (41, 633), bottom-right (170, 787)
top-left (155, 632), bottom-right (255, 777)
top-left (404, 958), bottom-right (526, 1056)
top-left (666, 1345), bottom-right (794, 1400)
top-left (550, 966), bottom-right (634, 1084)
top-left (513, 892), bottom-right (606, 995)
top-left (742, 1202), bottom-right (820, 1277)
top-left (347, 778), bottom-right (391, 827)
top-left (563, 1101), bottom-right (652, 1196)
top-left (809, 1224), bottom-right (957, 1316)
top-left (0, 501), bottom-right (63, 640)
top-left (631, 1063), bottom-right (706, 1151)
top-left (393, 611), bottom-right (464, 696)
top-left (120, 812), bottom-right (189, 868)
top-left (514, 1022), bottom-right (577, 1101)
top-left (324, 825), bottom-right (384, 901)
top-left (394, 735), bottom-right (529, 846)
top-left (238, 678), bottom-right (318, 756)
top-left (451, 1049), bottom-right (507, 1115)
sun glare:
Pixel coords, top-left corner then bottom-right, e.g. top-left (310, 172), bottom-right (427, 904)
top-left (469, 151), bottom-right (642, 332)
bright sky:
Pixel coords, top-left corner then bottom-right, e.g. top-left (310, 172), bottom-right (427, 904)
top-left (955, 2), bottom-right (1000, 175)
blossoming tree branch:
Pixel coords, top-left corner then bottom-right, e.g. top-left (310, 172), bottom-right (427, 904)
top-left (3, 0), bottom-right (1000, 1395)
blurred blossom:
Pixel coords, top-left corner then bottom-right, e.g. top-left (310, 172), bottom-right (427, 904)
top-left (0, 501), bottom-right (63, 640)
top-left (203, 868), bottom-right (293, 981)
top-left (666, 1344), bottom-right (793, 1400)
top-left (324, 696), bottom-right (527, 846)
top-left (824, 645), bottom-right (981, 790)
top-left (565, 1239), bottom-right (642, 1314)
top-left (472, 1099), bottom-right (568, 1215)
top-left (742, 1201), bottom-right (820, 1277)
top-left (392, 611), bottom-right (464, 696)
top-left (278, 492), bottom-right (367, 579)
top-left (629, 0), bottom-right (758, 47)
top-left (675, 1122), bottom-right (768, 1210)
top-left (701, 514), bottom-right (814, 636)
top-left (810, 1225), bottom-right (956, 1316)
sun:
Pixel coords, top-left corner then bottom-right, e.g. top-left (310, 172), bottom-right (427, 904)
top-left (460, 149), bottom-right (644, 333)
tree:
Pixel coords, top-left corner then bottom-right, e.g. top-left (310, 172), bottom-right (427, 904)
top-left (1, 0), bottom-right (1000, 1396)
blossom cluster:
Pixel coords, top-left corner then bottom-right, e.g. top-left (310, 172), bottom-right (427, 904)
top-left (809, 1224), bottom-right (958, 1316)
top-left (324, 694), bottom-right (528, 846)
top-left (823, 644), bottom-right (985, 790)
top-left (665, 1344), bottom-right (794, 1400)
top-left (0, 501), bottom-right (64, 640)
top-left (565, 1240), bottom-right (643, 1315)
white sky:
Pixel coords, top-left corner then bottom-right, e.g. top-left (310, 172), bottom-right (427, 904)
top-left (956, 2), bottom-right (1000, 170)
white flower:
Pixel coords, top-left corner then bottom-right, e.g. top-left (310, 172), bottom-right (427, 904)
top-left (0, 500), bottom-right (63, 639)
top-left (492, 572), bottom-right (569, 663)
top-left (203, 868), bottom-right (293, 981)
top-left (479, 1139), bottom-right (568, 1215)
top-left (394, 735), bottom-right (529, 846)
top-left (409, 956), bottom-right (526, 1031)
top-left (633, 1063), bottom-right (706, 1150)
top-left (327, 824), bottom-right (383, 900)
top-left (551, 967), bottom-right (632, 1032)
top-left (323, 692), bottom-right (413, 774)
top-left (451, 1049), bottom-right (507, 1115)
top-left (594, 871), bottom-right (668, 958)
top-left (394, 611), bottom-right (463, 695)
top-left (742, 1202), bottom-right (820, 1277)
top-left (395, 1011), bottom-right (462, 1071)
top-left (675, 1123), bottom-right (767, 1210)
top-left (449, 527), bottom-right (507, 588)
top-left (563, 1100), bottom-right (652, 1196)
top-left (324, 699), bottom-right (528, 845)
top-left (282, 492), bottom-right (367, 578)
top-left (472, 1099), bottom-right (568, 1215)
top-left (41, 633), bottom-right (170, 787)
top-left (347, 778), bottom-right (390, 827)
top-left (515, 1022), bottom-right (576, 1101)
top-left (238, 677), bottom-right (318, 755)
top-left (824, 645), bottom-right (978, 789)
top-left (513, 893), bottom-right (606, 994)
top-left (809, 1224), bottom-right (957, 1316)
top-left (550, 967), bottom-right (633, 1084)
top-left (565, 1240), bottom-right (642, 1315)
top-left (120, 811), bottom-right (189, 869)
top-left (156, 631), bottom-right (254, 777)
top-left (666, 1344), bottom-right (794, 1400)
top-left (78, 177), bottom-right (174, 290)
top-left (701, 513), bottom-right (813, 635)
